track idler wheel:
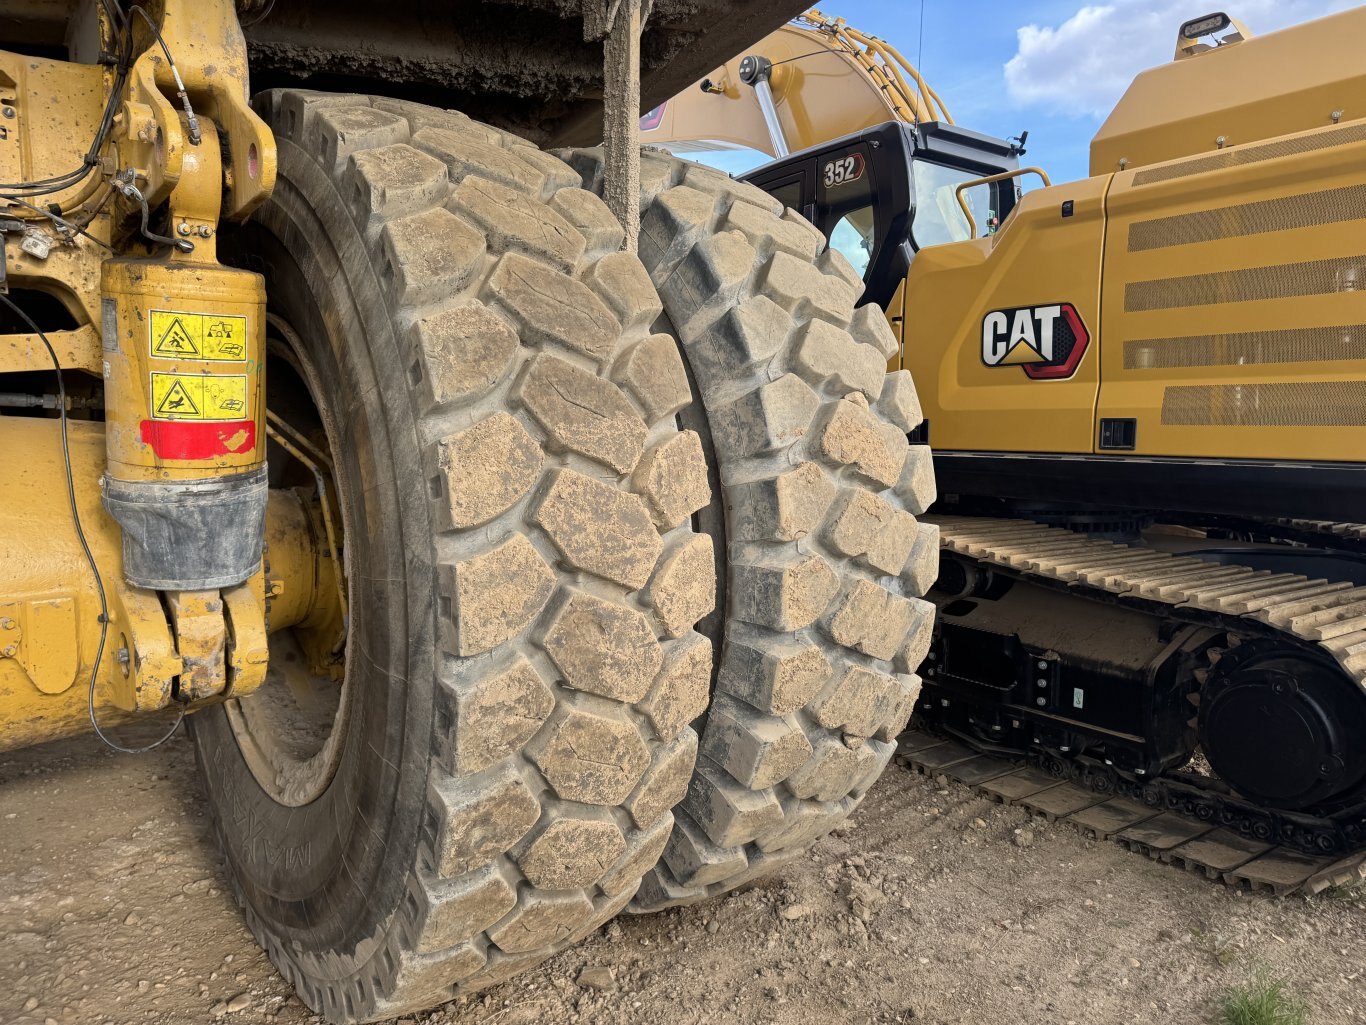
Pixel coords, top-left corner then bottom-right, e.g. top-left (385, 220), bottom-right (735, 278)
top-left (1198, 640), bottom-right (1366, 811)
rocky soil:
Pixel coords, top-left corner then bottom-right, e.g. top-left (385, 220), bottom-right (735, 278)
top-left (2, 731), bottom-right (1363, 1025)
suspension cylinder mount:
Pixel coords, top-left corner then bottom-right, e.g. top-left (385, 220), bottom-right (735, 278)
top-left (99, 260), bottom-right (267, 590)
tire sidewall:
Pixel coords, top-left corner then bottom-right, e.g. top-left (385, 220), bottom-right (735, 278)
top-left (189, 138), bottom-right (434, 971)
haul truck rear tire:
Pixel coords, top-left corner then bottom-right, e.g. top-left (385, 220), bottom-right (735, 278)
top-left (563, 149), bottom-right (938, 910)
top-left (189, 92), bottom-right (714, 1022)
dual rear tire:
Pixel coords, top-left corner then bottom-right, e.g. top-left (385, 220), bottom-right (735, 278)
top-left (191, 91), bottom-right (935, 1022)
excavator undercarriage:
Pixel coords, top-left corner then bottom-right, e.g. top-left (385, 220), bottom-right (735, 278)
top-left (906, 514), bottom-right (1366, 894)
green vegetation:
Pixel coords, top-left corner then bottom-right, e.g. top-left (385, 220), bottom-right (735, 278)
top-left (1219, 971), bottom-right (1307, 1025)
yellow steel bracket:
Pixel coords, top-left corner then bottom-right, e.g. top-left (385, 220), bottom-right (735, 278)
top-left (954, 167), bottom-right (1052, 240)
top-left (223, 581), bottom-right (269, 697)
top-left (106, 585), bottom-right (184, 713)
top-left (111, 0), bottom-right (276, 222)
top-left (165, 590), bottom-right (227, 703)
top-left (0, 600), bottom-right (77, 695)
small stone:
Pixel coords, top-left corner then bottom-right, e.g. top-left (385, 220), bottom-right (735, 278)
top-left (1013, 827), bottom-right (1034, 848)
top-left (779, 903), bottom-right (810, 921)
top-left (123, 911), bottom-right (140, 925)
top-left (137, 980), bottom-right (150, 993)
top-left (972, 818), bottom-right (987, 830)
top-left (23, 997), bottom-right (38, 1012)
top-left (1129, 958), bottom-right (1142, 969)
top-left (210, 1002), bottom-right (229, 1018)
top-left (226, 993), bottom-right (252, 1013)
top-left (577, 966), bottom-right (616, 992)
top-left (706, 919), bottom-right (721, 935)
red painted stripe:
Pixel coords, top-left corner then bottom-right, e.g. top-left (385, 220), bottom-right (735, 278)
top-left (139, 419), bottom-right (257, 460)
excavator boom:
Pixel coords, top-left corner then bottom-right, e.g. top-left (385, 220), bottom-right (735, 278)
top-left (640, 9), bottom-right (951, 158)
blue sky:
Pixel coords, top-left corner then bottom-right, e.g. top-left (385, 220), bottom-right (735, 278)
top-left (687, 0), bottom-right (1357, 184)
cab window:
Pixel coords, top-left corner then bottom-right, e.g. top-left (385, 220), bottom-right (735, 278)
top-left (911, 160), bottom-right (995, 248)
top-left (829, 207), bottom-right (876, 278)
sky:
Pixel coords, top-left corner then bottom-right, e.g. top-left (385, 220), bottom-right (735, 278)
top-left (683, 0), bottom-right (1358, 185)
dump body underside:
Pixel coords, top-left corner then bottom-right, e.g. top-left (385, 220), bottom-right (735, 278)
top-left (6, 0), bottom-right (808, 144)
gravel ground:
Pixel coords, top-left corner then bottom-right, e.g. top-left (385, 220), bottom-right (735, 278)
top-left (2, 731), bottom-right (1363, 1025)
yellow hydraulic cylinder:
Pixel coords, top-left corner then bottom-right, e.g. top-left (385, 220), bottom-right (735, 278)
top-left (0, 415), bottom-right (322, 752)
top-left (100, 258), bottom-right (267, 589)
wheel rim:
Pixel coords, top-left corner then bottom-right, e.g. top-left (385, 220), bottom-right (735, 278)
top-left (226, 314), bottom-right (352, 808)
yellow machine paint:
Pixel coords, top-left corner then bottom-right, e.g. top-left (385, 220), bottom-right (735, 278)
top-left (0, 0), bottom-right (330, 749)
top-left (0, 411), bottom-right (324, 750)
top-left (102, 259), bottom-right (265, 479)
top-left (641, 8), bottom-right (951, 159)
top-left (905, 6), bottom-right (1366, 466)
top-left (647, 8), bottom-right (1366, 470)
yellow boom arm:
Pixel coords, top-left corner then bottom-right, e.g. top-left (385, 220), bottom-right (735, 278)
top-left (641, 9), bottom-right (952, 158)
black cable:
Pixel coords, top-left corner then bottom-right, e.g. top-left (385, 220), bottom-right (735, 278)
top-left (768, 45), bottom-right (861, 70)
top-left (0, 292), bottom-right (185, 753)
top-left (0, 195), bottom-right (115, 253)
top-left (111, 174), bottom-right (194, 252)
top-left (99, 0), bottom-right (126, 31)
top-left (0, 10), bottom-right (133, 198)
top-left (128, 5), bottom-right (201, 145)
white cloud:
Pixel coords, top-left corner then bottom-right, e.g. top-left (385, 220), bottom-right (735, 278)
top-left (1004, 0), bottom-right (1358, 118)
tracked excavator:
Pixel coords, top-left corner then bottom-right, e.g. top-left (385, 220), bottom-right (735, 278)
top-left (646, 8), bottom-right (1366, 894)
top-left (0, 2), bottom-right (936, 1022)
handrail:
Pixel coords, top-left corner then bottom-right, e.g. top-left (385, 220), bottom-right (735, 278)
top-left (953, 167), bottom-right (1052, 239)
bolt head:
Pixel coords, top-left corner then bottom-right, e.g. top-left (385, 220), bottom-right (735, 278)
top-left (197, 225), bottom-right (213, 238)
top-left (1036, 660), bottom-right (1048, 670)
top-left (0, 617), bottom-right (13, 629)
top-left (177, 223), bottom-right (191, 236)
top-left (1035, 697), bottom-right (1046, 706)
top-left (2, 107), bottom-right (14, 119)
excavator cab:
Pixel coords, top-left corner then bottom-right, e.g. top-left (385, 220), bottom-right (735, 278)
top-left (743, 120), bottom-right (1019, 311)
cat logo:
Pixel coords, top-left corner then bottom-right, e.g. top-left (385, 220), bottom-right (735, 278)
top-left (980, 303), bottom-right (1090, 380)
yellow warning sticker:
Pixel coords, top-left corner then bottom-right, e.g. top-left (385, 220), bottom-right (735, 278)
top-left (149, 310), bottom-right (249, 362)
top-left (150, 372), bottom-right (249, 421)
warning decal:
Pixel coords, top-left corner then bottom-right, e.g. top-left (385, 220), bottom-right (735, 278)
top-left (150, 372), bottom-right (249, 421)
top-left (149, 310), bottom-right (248, 362)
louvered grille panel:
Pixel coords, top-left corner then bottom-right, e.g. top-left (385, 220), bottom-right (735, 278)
top-left (1132, 123), bottom-right (1366, 186)
top-left (1125, 325), bottom-right (1366, 370)
top-left (1161, 381), bottom-right (1366, 426)
top-left (1125, 255), bottom-right (1366, 311)
top-left (1128, 185), bottom-right (1366, 251)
